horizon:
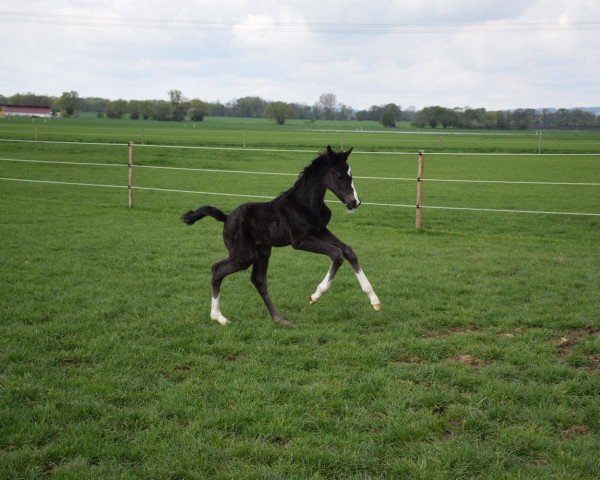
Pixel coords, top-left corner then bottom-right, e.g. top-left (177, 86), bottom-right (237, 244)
top-left (2, 91), bottom-right (599, 115)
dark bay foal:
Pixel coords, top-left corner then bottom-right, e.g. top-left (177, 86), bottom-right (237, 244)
top-left (182, 145), bottom-right (380, 325)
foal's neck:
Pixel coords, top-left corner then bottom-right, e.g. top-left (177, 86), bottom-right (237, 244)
top-left (289, 160), bottom-right (328, 212)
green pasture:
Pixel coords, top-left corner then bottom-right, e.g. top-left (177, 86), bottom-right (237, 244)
top-left (1, 118), bottom-right (599, 479)
top-left (1, 115), bottom-right (600, 153)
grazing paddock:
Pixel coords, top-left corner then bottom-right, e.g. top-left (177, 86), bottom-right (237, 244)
top-left (1, 117), bottom-right (599, 479)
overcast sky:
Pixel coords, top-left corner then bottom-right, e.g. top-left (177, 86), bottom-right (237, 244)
top-left (2, 0), bottom-right (599, 110)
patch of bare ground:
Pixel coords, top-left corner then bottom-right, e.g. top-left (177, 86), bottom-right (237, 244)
top-left (452, 355), bottom-right (488, 367)
top-left (391, 354), bottom-right (428, 365)
top-left (555, 326), bottom-right (600, 370)
top-left (564, 425), bottom-right (590, 437)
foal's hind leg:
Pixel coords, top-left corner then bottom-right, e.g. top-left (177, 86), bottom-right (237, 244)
top-left (315, 228), bottom-right (381, 310)
top-left (210, 256), bottom-right (254, 324)
top-left (251, 246), bottom-right (292, 326)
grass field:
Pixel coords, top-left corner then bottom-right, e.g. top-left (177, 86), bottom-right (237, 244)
top-left (1, 117), bottom-right (600, 479)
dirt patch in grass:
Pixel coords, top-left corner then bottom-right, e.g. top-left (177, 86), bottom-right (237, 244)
top-left (452, 355), bottom-right (488, 367)
top-left (564, 425), bottom-right (590, 437)
top-left (59, 357), bottom-right (83, 368)
top-left (556, 326), bottom-right (600, 352)
top-left (586, 354), bottom-right (600, 371)
top-left (391, 354), bottom-right (428, 365)
top-left (223, 353), bottom-right (241, 362)
top-left (555, 326), bottom-right (600, 370)
top-left (443, 418), bottom-right (463, 437)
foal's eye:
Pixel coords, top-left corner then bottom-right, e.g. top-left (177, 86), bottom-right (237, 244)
top-left (337, 174), bottom-right (344, 180)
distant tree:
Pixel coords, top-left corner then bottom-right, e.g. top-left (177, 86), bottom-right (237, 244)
top-left (265, 101), bottom-right (294, 125)
top-left (338, 103), bottom-right (354, 120)
top-left (80, 97), bottom-right (109, 113)
top-left (569, 109), bottom-right (596, 126)
top-left (496, 111), bottom-right (509, 129)
top-left (411, 109), bottom-right (428, 128)
top-left (404, 106), bottom-right (416, 122)
top-left (8, 92), bottom-right (53, 107)
top-left (57, 91), bottom-right (80, 116)
top-left (318, 93), bottom-right (337, 120)
top-left (289, 103), bottom-right (313, 120)
top-left (383, 103), bottom-right (401, 120)
top-left (481, 111), bottom-right (498, 129)
top-left (153, 100), bottom-right (171, 121)
top-left (168, 89), bottom-right (186, 121)
top-left (380, 109), bottom-right (396, 128)
top-left (233, 96), bottom-right (267, 118)
top-left (439, 108), bottom-right (459, 128)
top-left (139, 100), bottom-right (154, 120)
top-left (355, 109), bottom-right (371, 121)
top-left (105, 99), bottom-right (128, 119)
top-left (128, 100), bottom-right (141, 120)
top-left (511, 108), bottom-right (536, 129)
top-left (206, 101), bottom-right (226, 116)
top-left (188, 98), bottom-right (206, 121)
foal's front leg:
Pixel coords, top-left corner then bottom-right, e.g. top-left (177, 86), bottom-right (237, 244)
top-left (291, 235), bottom-right (345, 305)
top-left (315, 229), bottom-right (381, 310)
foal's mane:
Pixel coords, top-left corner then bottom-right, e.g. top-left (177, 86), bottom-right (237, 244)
top-left (280, 152), bottom-right (329, 197)
top-left (297, 151), bottom-right (328, 180)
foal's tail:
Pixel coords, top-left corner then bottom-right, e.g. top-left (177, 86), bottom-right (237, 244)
top-left (181, 206), bottom-right (228, 225)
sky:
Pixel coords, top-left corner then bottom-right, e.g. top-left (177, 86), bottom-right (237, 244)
top-left (1, 0), bottom-right (599, 111)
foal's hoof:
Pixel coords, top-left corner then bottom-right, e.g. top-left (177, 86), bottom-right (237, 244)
top-left (210, 313), bottom-right (229, 325)
top-left (372, 303), bottom-right (381, 311)
top-left (309, 296), bottom-right (316, 305)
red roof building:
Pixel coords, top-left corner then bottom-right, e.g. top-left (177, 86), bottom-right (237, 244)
top-left (0, 105), bottom-right (53, 118)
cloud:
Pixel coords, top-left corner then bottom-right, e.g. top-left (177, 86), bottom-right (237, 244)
top-left (1, 0), bottom-right (599, 109)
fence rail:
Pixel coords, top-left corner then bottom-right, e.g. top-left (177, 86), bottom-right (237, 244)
top-left (2, 138), bottom-right (600, 156)
top-left (2, 140), bottom-right (600, 226)
top-left (2, 157), bottom-right (599, 186)
top-left (1, 175), bottom-right (598, 218)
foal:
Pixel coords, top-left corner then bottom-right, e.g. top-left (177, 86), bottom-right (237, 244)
top-left (182, 145), bottom-right (380, 325)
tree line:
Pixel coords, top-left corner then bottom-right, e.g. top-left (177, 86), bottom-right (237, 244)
top-left (1, 90), bottom-right (598, 129)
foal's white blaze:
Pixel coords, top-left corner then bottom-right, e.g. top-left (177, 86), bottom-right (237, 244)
top-left (210, 295), bottom-right (229, 325)
top-left (309, 263), bottom-right (334, 304)
top-left (355, 269), bottom-right (381, 310)
top-left (348, 167), bottom-right (360, 206)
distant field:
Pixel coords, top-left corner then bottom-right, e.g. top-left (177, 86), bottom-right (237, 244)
top-left (1, 117), bottom-right (599, 479)
top-left (2, 115), bottom-right (600, 153)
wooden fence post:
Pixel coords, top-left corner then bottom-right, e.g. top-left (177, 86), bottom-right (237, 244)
top-left (416, 150), bottom-right (425, 231)
top-left (128, 142), bottom-right (134, 208)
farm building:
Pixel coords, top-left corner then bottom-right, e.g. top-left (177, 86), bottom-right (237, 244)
top-left (0, 105), bottom-right (52, 118)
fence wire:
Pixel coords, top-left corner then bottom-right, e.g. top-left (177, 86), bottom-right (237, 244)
top-left (1, 141), bottom-right (599, 218)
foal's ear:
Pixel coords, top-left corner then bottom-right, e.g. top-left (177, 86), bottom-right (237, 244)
top-left (325, 145), bottom-right (337, 164)
top-left (326, 145), bottom-right (334, 158)
top-left (344, 147), bottom-right (354, 159)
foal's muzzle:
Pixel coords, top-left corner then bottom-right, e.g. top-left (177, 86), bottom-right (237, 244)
top-left (346, 198), bottom-right (361, 210)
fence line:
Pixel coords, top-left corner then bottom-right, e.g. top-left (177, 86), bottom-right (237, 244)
top-left (2, 138), bottom-right (600, 156)
top-left (1, 176), bottom-right (599, 217)
top-left (2, 157), bottom-right (599, 187)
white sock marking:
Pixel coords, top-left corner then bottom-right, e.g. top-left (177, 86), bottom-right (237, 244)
top-left (355, 269), bottom-right (380, 306)
top-left (310, 263), bottom-right (334, 304)
top-left (210, 295), bottom-right (229, 324)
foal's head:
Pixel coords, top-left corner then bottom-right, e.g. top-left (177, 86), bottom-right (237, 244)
top-left (323, 145), bottom-right (361, 210)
